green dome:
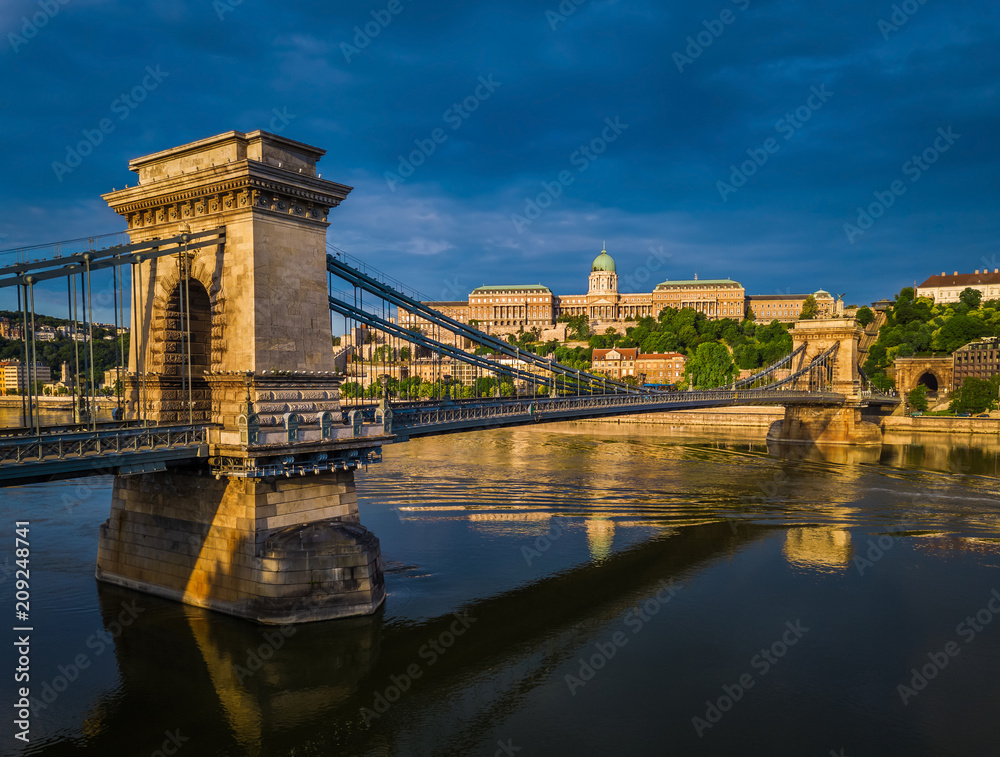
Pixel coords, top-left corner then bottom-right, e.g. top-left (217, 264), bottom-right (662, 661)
top-left (591, 249), bottom-right (616, 273)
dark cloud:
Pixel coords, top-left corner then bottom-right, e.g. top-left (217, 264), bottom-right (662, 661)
top-left (1, 0), bottom-right (998, 312)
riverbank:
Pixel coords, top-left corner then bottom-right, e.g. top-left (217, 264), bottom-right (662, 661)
top-left (0, 396), bottom-right (117, 409)
top-left (881, 415), bottom-right (1000, 435)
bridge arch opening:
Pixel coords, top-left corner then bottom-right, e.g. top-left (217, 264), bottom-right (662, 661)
top-left (917, 372), bottom-right (939, 393)
top-left (154, 277), bottom-right (213, 423)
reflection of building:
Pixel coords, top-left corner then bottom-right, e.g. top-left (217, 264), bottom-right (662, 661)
top-left (782, 527), bottom-right (852, 572)
top-left (917, 269), bottom-right (1000, 304)
top-left (952, 337), bottom-right (1000, 392)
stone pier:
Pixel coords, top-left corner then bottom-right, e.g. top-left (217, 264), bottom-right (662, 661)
top-left (97, 130), bottom-right (389, 622)
top-left (97, 467), bottom-right (384, 623)
top-left (767, 318), bottom-right (883, 446)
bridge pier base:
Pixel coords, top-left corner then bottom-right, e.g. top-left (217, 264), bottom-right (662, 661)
top-left (96, 468), bottom-right (385, 624)
top-left (766, 404), bottom-right (883, 446)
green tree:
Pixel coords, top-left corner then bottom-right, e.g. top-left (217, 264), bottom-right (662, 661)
top-left (907, 384), bottom-right (929, 412)
top-left (932, 315), bottom-right (986, 354)
top-left (959, 287), bottom-right (983, 309)
top-left (684, 342), bottom-right (735, 389)
top-left (799, 295), bottom-right (819, 320)
top-left (870, 372), bottom-right (895, 393)
top-left (339, 381), bottom-right (362, 399)
top-left (856, 306), bottom-right (875, 327)
top-left (949, 377), bottom-right (998, 414)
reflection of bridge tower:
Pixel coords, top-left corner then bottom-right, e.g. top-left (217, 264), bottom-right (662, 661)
top-left (96, 132), bottom-right (389, 623)
top-left (768, 318), bottom-right (883, 445)
top-left (586, 517), bottom-right (615, 562)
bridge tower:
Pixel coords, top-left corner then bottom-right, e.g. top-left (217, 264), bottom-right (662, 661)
top-left (767, 318), bottom-right (883, 445)
top-left (96, 131), bottom-right (390, 623)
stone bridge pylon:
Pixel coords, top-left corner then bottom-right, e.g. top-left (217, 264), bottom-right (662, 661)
top-left (96, 131), bottom-right (391, 623)
top-left (767, 318), bottom-right (883, 445)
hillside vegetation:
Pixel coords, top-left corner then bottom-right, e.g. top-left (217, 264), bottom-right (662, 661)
top-left (863, 286), bottom-right (995, 389)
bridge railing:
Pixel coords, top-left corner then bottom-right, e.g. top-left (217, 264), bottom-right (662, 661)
top-left (393, 389), bottom-right (844, 429)
top-left (0, 424), bottom-right (209, 466)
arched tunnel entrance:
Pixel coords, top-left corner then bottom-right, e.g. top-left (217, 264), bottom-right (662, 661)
top-left (917, 372), bottom-right (939, 395)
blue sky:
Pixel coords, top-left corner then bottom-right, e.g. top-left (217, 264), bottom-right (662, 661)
top-left (1, 0), bottom-right (997, 316)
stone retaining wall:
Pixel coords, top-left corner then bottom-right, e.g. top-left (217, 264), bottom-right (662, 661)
top-left (881, 416), bottom-right (1000, 435)
top-left (583, 405), bottom-right (784, 429)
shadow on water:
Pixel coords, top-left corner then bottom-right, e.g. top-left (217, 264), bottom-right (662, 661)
top-left (28, 521), bottom-right (773, 756)
top-left (766, 439), bottom-right (883, 466)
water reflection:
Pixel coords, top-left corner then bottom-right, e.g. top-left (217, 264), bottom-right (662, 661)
top-left (767, 438), bottom-right (882, 465)
top-left (585, 517), bottom-right (615, 562)
top-left (15, 422), bottom-right (1000, 756)
top-left (54, 521), bottom-right (772, 756)
top-left (783, 526), bottom-right (853, 573)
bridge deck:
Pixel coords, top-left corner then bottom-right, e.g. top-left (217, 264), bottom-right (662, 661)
top-left (0, 388), bottom-right (897, 485)
top-left (0, 424), bottom-right (210, 486)
top-left (390, 390), bottom-right (847, 439)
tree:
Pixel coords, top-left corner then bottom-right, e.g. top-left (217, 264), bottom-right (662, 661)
top-left (339, 381), bottom-right (362, 399)
top-left (932, 315), bottom-right (986, 354)
top-left (907, 384), bottom-right (929, 412)
top-left (856, 306), bottom-right (875, 327)
top-left (959, 287), bottom-right (983, 309)
top-left (949, 377), bottom-right (997, 414)
top-left (684, 342), bottom-right (735, 389)
top-left (870, 372), bottom-right (895, 393)
top-left (799, 295), bottom-right (819, 320)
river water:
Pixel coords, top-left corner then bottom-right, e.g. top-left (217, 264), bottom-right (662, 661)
top-left (3, 421), bottom-right (1000, 756)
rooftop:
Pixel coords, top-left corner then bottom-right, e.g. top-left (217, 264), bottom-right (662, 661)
top-left (655, 279), bottom-right (741, 288)
top-left (471, 285), bottom-right (551, 293)
top-left (918, 270), bottom-right (1000, 288)
top-left (593, 348), bottom-right (639, 360)
top-left (746, 294), bottom-right (810, 301)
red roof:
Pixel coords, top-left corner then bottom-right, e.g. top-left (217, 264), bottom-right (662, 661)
top-left (592, 348), bottom-right (638, 360)
top-left (637, 352), bottom-right (686, 360)
top-left (917, 271), bottom-right (1000, 288)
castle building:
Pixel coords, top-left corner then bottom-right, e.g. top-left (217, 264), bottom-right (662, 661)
top-left (745, 291), bottom-right (841, 323)
top-left (399, 246), bottom-right (838, 339)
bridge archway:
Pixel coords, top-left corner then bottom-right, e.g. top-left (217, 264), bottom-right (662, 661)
top-left (163, 278), bottom-right (212, 380)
